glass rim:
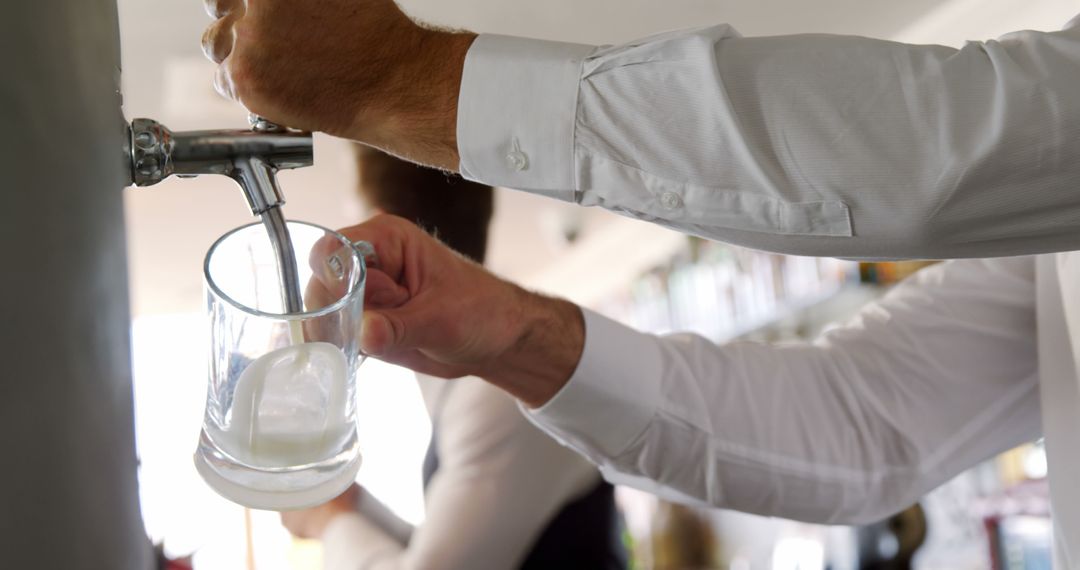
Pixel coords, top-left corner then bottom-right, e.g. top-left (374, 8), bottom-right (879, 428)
top-left (203, 219), bottom-right (366, 320)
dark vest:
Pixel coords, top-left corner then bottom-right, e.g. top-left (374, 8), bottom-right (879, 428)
top-left (422, 430), bottom-right (627, 570)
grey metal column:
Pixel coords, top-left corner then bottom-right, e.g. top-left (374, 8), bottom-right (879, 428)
top-left (0, 1), bottom-right (151, 568)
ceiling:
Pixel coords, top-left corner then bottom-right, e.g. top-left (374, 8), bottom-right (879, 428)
top-left (117, 0), bottom-right (1077, 317)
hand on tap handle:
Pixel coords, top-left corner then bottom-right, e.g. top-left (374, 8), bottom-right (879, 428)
top-left (201, 0), bottom-right (475, 170)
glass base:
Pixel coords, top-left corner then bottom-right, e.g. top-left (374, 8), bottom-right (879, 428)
top-left (194, 449), bottom-right (362, 511)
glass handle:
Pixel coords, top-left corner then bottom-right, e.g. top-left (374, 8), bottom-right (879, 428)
top-left (351, 240), bottom-right (378, 269)
top-left (351, 240), bottom-right (377, 366)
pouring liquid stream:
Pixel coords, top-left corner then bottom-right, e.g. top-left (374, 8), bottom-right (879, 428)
top-left (245, 205), bottom-right (336, 462)
top-left (261, 206), bottom-right (306, 319)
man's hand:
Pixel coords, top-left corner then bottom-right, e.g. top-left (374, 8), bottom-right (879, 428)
top-left (314, 214), bottom-right (584, 408)
top-left (281, 484), bottom-right (361, 540)
top-left (201, 0), bottom-right (475, 169)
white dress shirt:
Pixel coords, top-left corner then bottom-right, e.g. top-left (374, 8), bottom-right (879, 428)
top-left (454, 14), bottom-right (1080, 569)
top-left (528, 256), bottom-right (1080, 568)
top-left (458, 18), bottom-right (1080, 260)
top-left (320, 376), bottom-right (600, 570)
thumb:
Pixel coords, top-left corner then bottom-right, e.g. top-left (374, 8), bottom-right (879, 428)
top-left (360, 309), bottom-right (407, 357)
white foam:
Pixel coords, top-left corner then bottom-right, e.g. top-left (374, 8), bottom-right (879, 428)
top-left (221, 342), bottom-right (349, 467)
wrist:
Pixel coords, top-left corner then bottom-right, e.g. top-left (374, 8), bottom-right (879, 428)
top-left (359, 29), bottom-right (477, 170)
top-left (480, 288), bottom-right (585, 408)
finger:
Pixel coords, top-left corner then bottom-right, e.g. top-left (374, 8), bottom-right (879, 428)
top-left (361, 308), bottom-right (439, 358)
top-left (334, 215), bottom-right (414, 285)
top-left (307, 239), bottom-right (352, 299)
top-left (304, 278), bottom-right (337, 310)
top-left (213, 58), bottom-right (237, 101)
top-left (203, 0), bottom-right (243, 19)
top-left (307, 238), bottom-right (410, 307)
top-left (370, 346), bottom-right (468, 379)
top-left (309, 235), bottom-right (345, 275)
top-left (279, 512), bottom-right (299, 534)
top-left (201, 13), bottom-right (239, 64)
top-left (360, 310), bottom-right (402, 357)
top-left (364, 269), bottom-right (411, 308)
top-left (303, 279), bottom-right (329, 333)
top-left (360, 305), bottom-right (457, 362)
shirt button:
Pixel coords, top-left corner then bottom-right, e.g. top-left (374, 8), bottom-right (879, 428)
top-left (506, 149), bottom-right (529, 171)
top-left (660, 191), bottom-right (683, 210)
top-left (506, 137), bottom-right (529, 171)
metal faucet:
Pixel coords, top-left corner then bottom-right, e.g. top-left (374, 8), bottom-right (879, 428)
top-left (123, 114), bottom-right (313, 215)
top-left (123, 115), bottom-right (313, 313)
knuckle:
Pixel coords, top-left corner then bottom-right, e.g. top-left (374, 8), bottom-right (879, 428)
top-left (200, 24), bottom-right (219, 61)
top-left (200, 20), bottom-right (234, 63)
top-left (203, 0), bottom-right (222, 18)
top-left (213, 64), bottom-right (235, 100)
top-left (386, 313), bottom-right (408, 347)
top-left (203, 0), bottom-right (239, 19)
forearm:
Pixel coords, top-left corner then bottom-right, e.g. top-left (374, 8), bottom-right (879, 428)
top-left (361, 30), bottom-right (476, 170)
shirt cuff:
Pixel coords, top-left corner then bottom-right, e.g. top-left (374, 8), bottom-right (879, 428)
top-left (457, 34), bottom-right (596, 200)
top-left (524, 308), bottom-right (662, 458)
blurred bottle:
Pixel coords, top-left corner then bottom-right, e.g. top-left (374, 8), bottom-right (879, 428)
top-left (650, 502), bottom-right (720, 569)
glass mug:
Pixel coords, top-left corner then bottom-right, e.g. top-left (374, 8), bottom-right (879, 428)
top-left (194, 220), bottom-right (372, 510)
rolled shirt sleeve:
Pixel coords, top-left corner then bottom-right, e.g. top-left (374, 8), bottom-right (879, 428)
top-left (458, 20), bottom-right (1080, 259)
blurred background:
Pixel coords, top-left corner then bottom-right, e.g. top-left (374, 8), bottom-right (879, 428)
top-left (119, 0), bottom-right (1071, 568)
